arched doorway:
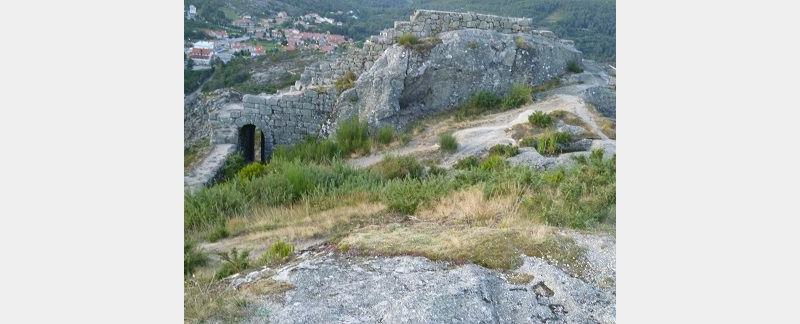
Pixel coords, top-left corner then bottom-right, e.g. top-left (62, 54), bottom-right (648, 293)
top-left (238, 124), bottom-right (270, 163)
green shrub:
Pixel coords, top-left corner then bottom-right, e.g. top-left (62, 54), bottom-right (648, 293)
top-left (184, 241), bottom-right (208, 276)
top-left (207, 224), bottom-right (230, 242)
top-left (258, 241), bottom-right (294, 266)
top-left (372, 155), bottom-right (424, 180)
top-left (467, 41), bottom-right (478, 49)
top-left (215, 248), bottom-right (250, 279)
top-left (519, 137), bottom-right (536, 147)
top-left (535, 132), bottom-right (573, 156)
top-left (221, 153), bottom-right (246, 180)
top-left (439, 133), bottom-right (458, 152)
top-left (566, 60), bottom-right (584, 73)
top-left (522, 152), bottom-right (615, 228)
top-left (336, 118), bottom-right (371, 156)
top-left (272, 138), bottom-right (341, 163)
top-left (528, 111), bottom-right (553, 128)
top-left (470, 91), bottom-right (503, 111)
top-left (479, 154), bottom-right (507, 171)
top-left (397, 33), bottom-right (419, 47)
top-left (376, 126), bottom-right (396, 145)
top-left (454, 156), bottom-right (480, 170)
top-left (427, 165), bottom-right (447, 177)
top-left (382, 177), bottom-right (456, 214)
top-left (236, 162), bottom-right (269, 180)
top-left (488, 144), bottom-right (520, 157)
top-left (400, 133), bottom-right (412, 145)
top-left (503, 84), bottom-right (532, 109)
top-left (284, 163), bottom-right (317, 198)
top-left (185, 185), bottom-right (248, 231)
top-left (335, 71), bottom-right (357, 93)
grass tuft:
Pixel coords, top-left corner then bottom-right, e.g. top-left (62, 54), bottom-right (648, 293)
top-left (376, 126), bottom-right (395, 145)
top-left (488, 144), bottom-right (520, 158)
top-left (336, 117), bottom-right (371, 156)
top-left (397, 33), bottom-right (420, 47)
top-left (528, 111), bottom-right (553, 128)
top-left (258, 240), bottom-right (295, 266)
top-left (502, 84), bottom-right (532, 109)
top-left (439, 133), bottom-right (458, 152)
top-left (535, 131), bottom-right (573, 156)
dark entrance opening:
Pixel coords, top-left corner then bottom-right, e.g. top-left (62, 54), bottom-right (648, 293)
top-left (238, 124), bottom-right (269, 163)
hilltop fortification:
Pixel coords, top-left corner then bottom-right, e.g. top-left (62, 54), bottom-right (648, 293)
top-left (209, 10), bottom-right (580, 146)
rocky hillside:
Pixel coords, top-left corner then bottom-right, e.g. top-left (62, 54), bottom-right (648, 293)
top-left (184, 10), bottom-right (616, 324)
top-left (332, 27), bottom-right (581, 130)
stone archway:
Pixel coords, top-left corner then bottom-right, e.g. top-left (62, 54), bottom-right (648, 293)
top-left (237, 123), bottom-right (273, 163)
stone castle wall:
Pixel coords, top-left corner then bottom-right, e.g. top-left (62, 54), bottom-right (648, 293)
top-left (210, 88), bottom-right (336, 147)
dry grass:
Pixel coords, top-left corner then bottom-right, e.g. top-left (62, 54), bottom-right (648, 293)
top-left (185, 276), bottom-right (295, 323)
top-left (240, 278), bottom-right (295, 297)
top-left (418, 188), bottom-right (520, 227)
top-left (184, 278), bottom-right (251, 323)
top-left (507, 272), bottom-right (534, 285)
top-left (548, 110), bottom-right (600, 139)
top-left (339, 188), bottom-right (588, 272)
top-left (203, 202), bottom-right (388, 258)
top-left (340, 223), bottom-right (554, 269)
top-left (583, 104), bottom-right (616, 139)
top-left (184, 141), bottom-right (211, 170)
top-left (598, 118), bottom-right (616, 139)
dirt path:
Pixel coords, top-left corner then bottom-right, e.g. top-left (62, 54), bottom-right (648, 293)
top-left (349, 94), bottom-right (613, 168)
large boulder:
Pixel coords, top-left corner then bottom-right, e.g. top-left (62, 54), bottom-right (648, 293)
top-left (333, 28), bottom-right (582, 130)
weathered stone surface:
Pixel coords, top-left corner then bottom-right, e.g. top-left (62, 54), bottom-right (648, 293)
top-left (248, 246), bottom-right (615, 323)
top-left (332, 28), bottom-right (581, 130)
top-left (184, 89), bottom-right (242, 149)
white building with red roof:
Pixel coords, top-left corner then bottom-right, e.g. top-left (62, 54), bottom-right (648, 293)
top-left (189, 47), bottom-right (214, 65)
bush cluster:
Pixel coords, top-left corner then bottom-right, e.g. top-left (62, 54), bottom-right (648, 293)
top-left (372, 155), bottom-right (424, 180)
top-left (566, 61), bottom-right (584, 73)
top-left (522, 150), bottom-right (615, 228)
